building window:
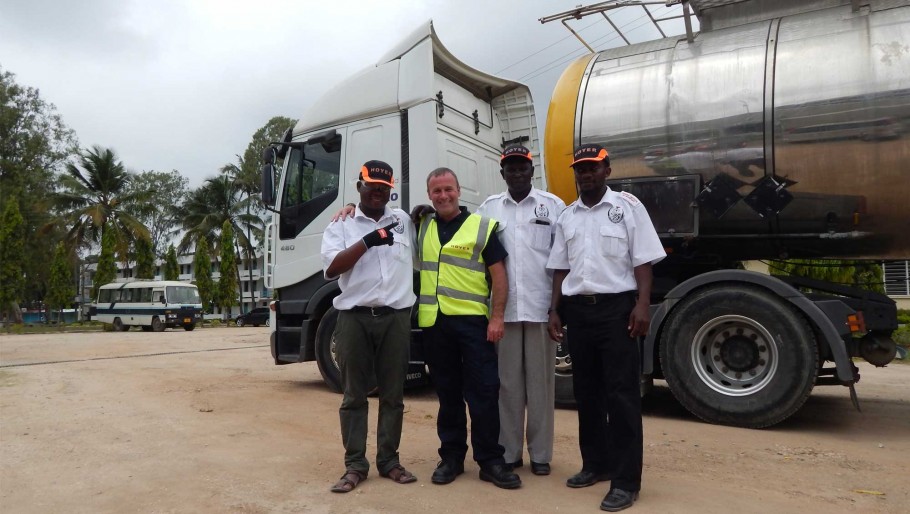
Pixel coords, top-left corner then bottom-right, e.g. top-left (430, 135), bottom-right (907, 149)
top-left (883, 261), bottom-right (910, 296)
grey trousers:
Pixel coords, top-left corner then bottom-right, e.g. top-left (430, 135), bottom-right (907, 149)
top-left (336, 308), bottom-right (410, 475)
top-left (496, 321), bottom-right (555, 464)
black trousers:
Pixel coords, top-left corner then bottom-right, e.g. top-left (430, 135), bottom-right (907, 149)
top-left (563, 292), bottom-right (643, 492)
top-left (423, 312), bottom-right (506, 467)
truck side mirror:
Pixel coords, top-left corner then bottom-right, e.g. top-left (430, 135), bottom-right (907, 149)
top-left (261, 162), bottom-right (275, 207)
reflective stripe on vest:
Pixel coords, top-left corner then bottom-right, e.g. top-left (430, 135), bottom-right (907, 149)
top-left (417, 214), bottom-right (494, 327)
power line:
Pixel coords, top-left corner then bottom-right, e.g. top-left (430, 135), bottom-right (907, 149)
top-left (495, 19), bottom-right (602, 75)
top-left (515, 5), bottom-right (677, 82)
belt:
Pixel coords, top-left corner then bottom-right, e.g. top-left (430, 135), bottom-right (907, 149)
top-left (349, 306), bottom-right (407, 317)
top-left (562, 292), bottom-right (635, 305)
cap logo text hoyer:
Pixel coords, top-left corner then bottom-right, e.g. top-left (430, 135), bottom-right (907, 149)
top-left (370, 168), bottom-right (391, 178)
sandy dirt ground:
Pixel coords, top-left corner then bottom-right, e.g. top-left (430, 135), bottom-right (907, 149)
top-left (1, 328), bottom-right (908, 514)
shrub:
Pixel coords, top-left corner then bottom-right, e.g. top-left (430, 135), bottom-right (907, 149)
top-left (894, 325), bottom-right (910, 346)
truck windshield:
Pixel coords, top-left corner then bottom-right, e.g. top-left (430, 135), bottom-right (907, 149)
top-left (278, 136), bottom-right (342, 239)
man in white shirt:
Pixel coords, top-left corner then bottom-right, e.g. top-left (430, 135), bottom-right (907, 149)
top-left (477, 145), bottom-right (565, 477)
top-left (546, 144), bottom-right (666, 512)
top-left (321, 160), bottom-right (417, 493)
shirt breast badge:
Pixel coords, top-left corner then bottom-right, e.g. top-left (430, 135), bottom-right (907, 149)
top-left (392, 215), bottom-right (405, 233)
top-left (534, 204), bottom-right (549, 217)
top-left (608, 205), bottom-right (624, 223)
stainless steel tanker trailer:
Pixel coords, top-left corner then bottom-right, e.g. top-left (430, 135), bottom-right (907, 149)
top-left (542, 0), bottom-right (910, 427)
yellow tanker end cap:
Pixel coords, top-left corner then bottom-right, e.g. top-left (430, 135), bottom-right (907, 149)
top-left (545, 54), bottom-right (594, 205)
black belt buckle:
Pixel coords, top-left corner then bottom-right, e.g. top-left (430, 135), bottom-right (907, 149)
top-left (354, 305), bottom-right (391, 317)
top-left (579, 295), bottom-right (598, 305)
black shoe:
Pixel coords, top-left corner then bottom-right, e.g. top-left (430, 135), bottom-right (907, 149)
top-left (566, 470), bottom-right (611, 488)
top-left (530, 461), bottom-right (550, 476)
top-left (479, 464), bottom-right (522, 489)
top-left (600, 488), bottom-right (639, 512)
top-left (505, 458), bottom-right (523, 471)
top-left (431, 460), bottom-right (464, 485)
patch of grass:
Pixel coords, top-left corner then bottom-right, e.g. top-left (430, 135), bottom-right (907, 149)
top-left (0, 322), bottom-right (107, 335)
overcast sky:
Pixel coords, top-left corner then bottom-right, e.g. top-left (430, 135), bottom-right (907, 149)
top-left (0, 0), bottom-right (694, 187)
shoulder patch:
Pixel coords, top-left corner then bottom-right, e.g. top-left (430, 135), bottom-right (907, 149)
top-left (620, 191), bottom-right (641, 206)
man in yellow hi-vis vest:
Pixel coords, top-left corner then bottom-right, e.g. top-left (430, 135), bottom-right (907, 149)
top-left (417, 168), bottom-right (521, 490)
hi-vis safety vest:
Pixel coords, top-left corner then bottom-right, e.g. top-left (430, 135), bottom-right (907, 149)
top-left (417, 213), bottom-right (495, 327)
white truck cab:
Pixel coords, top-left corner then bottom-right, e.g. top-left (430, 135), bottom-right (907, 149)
top-left (261, 21), bottom-right (540, 392)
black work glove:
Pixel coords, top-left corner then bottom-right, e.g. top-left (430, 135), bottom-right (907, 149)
top-left (410, 204), bottom-right (435, 225)
top-left (362, 222), bottom-right (398, 248)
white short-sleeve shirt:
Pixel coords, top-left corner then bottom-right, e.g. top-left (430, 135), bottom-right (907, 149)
top-left (320, 206), bottom-right (416, 310)
top-left (546, 187), bottom-right (666, 296)
top-left (478, 187), bottom-right (566, 322)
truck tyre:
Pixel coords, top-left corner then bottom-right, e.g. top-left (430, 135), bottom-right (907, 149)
top-left (554, 337), bottom-right (575, 405)
top-left (112, 318), bottom-right (124, 332)
top-left (315, 307), bottom-right (343, 393)
top-left (659, 284), bottom-right (817, 428)
top-left (315, 307), bottom-right (378, 394)
top-left (184, 323), bottom-right (195, 331)
top-left (151, 316), bottom-right (165, 332)
top-left (236, 318), bottom-right (245, 327)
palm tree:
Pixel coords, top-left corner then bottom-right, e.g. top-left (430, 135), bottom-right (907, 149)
top-left (221, 155), bottom-right (265, 313)
top-left (51, 146), bottom-right (149, 260)
top-left (177, 175), bottom-right (262, 314)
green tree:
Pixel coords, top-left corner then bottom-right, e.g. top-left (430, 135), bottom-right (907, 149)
top-left (193, 236), bottom-right (214, 314)
top-left (93, 228), bottom-right (118, 299)
top-left (216, 221), bottom-right (238, 321)
top-left (177, 175), bottom-right (260, 311)
top-left (770, 259), bottom-right (885, 293)
top-left (47, 242), bottom-right (75, 327)
top-left (51, 145), bottom-right (149, 261)
top-left (125, 170), bottom-right (189, 256)
top-left (163, 245), bottom-right (180, 281)
top-left (0, 199), bottom-right (26, 328)
top-left (1, 67), bottom-right (78, 306)
top-left (221, 116), bottom-right (295, 312)
top-left (135, 236), bottom-right (156, 279)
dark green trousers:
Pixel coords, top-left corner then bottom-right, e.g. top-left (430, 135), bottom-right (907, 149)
top-left (336, 308), bottom-right (410, 475)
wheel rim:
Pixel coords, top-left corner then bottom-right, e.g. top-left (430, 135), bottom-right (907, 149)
top-left (690, 315), bottom-right (779, 396)
top-left (330, 332), bottom-right (339, 370)
top-left (555, 339), bottom-right (572, 377)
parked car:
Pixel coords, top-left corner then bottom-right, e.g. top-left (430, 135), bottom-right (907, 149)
top-left (235, 307), bottom-right (270, 327)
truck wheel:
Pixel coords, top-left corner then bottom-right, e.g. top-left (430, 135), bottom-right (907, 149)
top-left (315, 307), bottom-right (343, 393)
top-left (151, 316), bottom-right (165, 332)
top-left (184, 323), bottom-right (195, 331)
top-left (554, 337), bottom-right (575, 405)
top-left (112, 318), bottom-right (124, 332)
top-left (314, 308), bottom-right (378, 394)
top-left (659, 284), bottom-right (817, 428)
top-left (236, 318), bottom-right (245, 327)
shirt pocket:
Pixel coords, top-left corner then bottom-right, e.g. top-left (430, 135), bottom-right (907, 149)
top-left (600, 224), bottom-right (629, 258)
top-left (394, 233), bottom-right (411, 263)
top-left (564, 227), bottom-right (581, 260)
top-left (520, 222), bottom-right (553, 250)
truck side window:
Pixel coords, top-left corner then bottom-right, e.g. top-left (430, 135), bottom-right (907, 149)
top-left (279, 136), bottom-right (342, 239)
